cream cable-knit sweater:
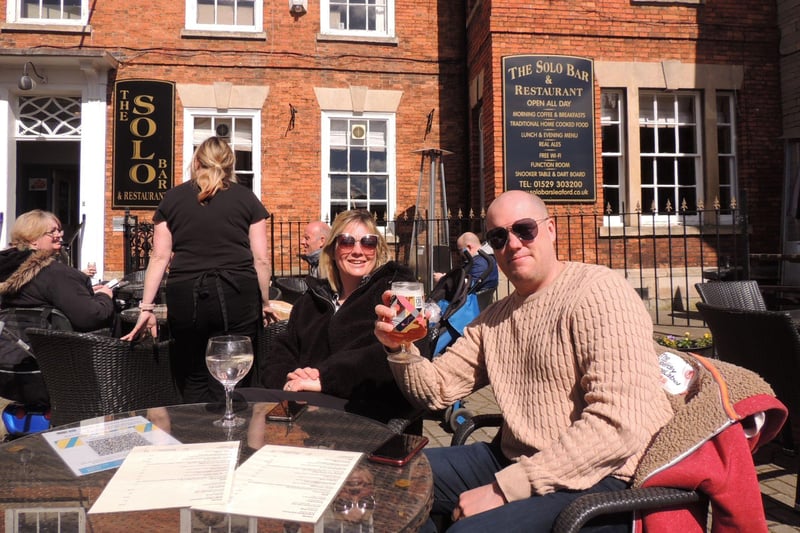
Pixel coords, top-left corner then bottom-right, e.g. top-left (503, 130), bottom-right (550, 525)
top-left (392, 262), bottom-right (673, 502)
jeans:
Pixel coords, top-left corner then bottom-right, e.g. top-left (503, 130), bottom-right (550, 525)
top-left (421, 442), bottom-right (631, 533)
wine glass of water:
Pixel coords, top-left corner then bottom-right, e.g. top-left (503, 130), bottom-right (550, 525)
top-left (205, 335), bottom-right (254, 428)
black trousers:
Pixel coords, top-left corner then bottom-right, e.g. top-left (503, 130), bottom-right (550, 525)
top-left (166, 272), bottom-right (261, 403)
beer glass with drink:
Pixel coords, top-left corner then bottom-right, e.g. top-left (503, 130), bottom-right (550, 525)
top-left (386, 281), bottom-right (428, 364)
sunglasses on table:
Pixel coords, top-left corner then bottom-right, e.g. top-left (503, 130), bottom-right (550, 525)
top-left (336, 233), bottom-right (379, 251)
top-left (486, 217), bottom-right (549, 250)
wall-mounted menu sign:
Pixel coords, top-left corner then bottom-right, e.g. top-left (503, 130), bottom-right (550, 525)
top-left (502, 55), bottom-right (595, 202)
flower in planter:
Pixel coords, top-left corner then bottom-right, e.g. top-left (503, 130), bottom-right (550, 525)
top-left (656, 332), bottom-right (713, 351)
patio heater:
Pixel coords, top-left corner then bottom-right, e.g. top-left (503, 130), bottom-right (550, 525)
top-left (411, 147), bottom-right (452, 291)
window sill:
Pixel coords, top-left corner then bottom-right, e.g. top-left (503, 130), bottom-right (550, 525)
top-left (316, 33), bottom-right (398, 46)
top-left (1, 22), bottom-right (91, 34)
top-left (598, 224), bottom-right (740, 238)
top-left (181, 29), bottom-right (266, 40)
top-left (631, 0), bottom-right (702, 4)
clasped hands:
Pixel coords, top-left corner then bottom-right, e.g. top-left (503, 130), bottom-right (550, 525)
top-left (283, 367), bottom-right (321, 392)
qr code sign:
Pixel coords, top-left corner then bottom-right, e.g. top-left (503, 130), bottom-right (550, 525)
top-left (87, 432), bottom-right (150, 456)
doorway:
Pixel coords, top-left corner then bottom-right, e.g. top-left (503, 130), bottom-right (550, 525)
top-left (15, 141), bottom-right (81, 264)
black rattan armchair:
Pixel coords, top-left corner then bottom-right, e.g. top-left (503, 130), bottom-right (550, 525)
top-left (26, 328), bottom-right (179, 426)
top-left (272, 276), bottom-right (309, 304)
top-left (450, 414), bottom-right (702, 532)
top-left (696, 302), bottom-right (800, 510)
top-left (694, 280), bottom-right (767, 310)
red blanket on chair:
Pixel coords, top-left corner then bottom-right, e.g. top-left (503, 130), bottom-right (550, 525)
top-left (633, 350), bottom-right (787, 533)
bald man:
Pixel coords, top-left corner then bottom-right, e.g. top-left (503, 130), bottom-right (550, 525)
top-left (375, 191), bottom-right (672, 532)
top-left (299, 220), bottom-right (330, 277)
top-left (433, 232), bottom-right (498, 291)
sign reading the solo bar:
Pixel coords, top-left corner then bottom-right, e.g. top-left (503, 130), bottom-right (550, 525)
top-left (112, 80), bottom-right (175, 209)
top-left (502, 55), bottom-right (595, 202)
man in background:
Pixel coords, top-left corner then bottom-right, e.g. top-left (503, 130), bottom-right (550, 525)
top-left (434, 232), bottom-right (498, 292)
top-left (299, 220), bottom-right (330, 277)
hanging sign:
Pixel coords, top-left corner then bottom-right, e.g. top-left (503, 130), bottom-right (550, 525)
top-left (112, 80), bottom-right (175, 209)
top-left (502, 55), bottom-right (595, 202)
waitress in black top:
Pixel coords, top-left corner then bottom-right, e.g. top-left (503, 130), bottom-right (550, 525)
top-left (123, 136), bottom-right (277, 403)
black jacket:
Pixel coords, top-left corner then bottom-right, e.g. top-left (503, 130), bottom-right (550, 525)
top-left (262, 261), bottom-right (426, 423)
top-left (0, 248), bottom-right (115, 331)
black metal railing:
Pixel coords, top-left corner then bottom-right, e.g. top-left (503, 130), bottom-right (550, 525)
top-left (122, 202), bottom-right (753, 326)
top-left (122, 209), bottom-right (154, 275)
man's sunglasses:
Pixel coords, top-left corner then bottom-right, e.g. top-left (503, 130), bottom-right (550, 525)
top-left (336, 233), bottom-right (379, 251)
top-left (486, 217), bottom-right (548, 250)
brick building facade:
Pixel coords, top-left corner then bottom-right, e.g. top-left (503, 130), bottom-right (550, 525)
top-left (0, 0), bottom-right (785, 284)
top-left (465, 0), bottom-right (782, 273)
top-left (0, 0), bottom-right (468, 278)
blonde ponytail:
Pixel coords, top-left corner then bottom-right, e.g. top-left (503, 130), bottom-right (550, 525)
top-left (190, 137), bottom-right (236, 204)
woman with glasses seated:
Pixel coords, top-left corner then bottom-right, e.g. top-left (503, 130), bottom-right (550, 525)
top-left (260, 209), bottom-right (426, 424)
top-left (0, 209), bottom-right (115, 331)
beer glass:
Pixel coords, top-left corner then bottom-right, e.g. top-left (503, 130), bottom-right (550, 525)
top-left (386, 281), bottom-right (427, 364)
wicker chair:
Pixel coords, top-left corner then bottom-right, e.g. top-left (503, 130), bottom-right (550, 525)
top-left (694, 280), bottom-right (767, 310)
top-left (449, 347), bottom-right (786, 531)
top-left (449, 415), bottom-right (702, 532)
top-left (272, 277), bottom-right (309, 305)
top-left (25, 328), bottom-right (180, 426)
top-left (122, 269), bottom-right (147, 284)
top-left (696, 302), bottom-right (800, 509)
top-left (251, 319), bottom-right (289, 386)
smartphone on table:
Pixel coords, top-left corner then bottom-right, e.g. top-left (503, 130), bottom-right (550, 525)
top-left (266, 400), bottom-right (308, 422)
top-left (367, 433), bottom-right (429, 467)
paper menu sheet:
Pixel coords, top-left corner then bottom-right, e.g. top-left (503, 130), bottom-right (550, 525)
top-left (88, 441), bottom-right (240, 514)
top-left (193, 444), bottom-right (363, 525)
top-left (42, 415), bottom-right (181, 476)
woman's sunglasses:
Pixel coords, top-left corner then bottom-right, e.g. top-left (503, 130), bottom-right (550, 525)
top-left (336, 233), bottom-right (379, 251)
top-left (486, 217), bottom-right (548, 250)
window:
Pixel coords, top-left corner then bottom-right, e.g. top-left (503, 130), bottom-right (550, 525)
top-left (716, 92), bottom-right (737, 213)
top-left (601, 90), bottom-right (625, 216)
top-left (321, 0), bottom-right (394, 37)
top-left (17, 96), bottom-right (82, 138)
top-left (9, 0), bottom-right (87, 24)
top-left (639, 92), bottom-right (702, 215)
top-left (185, 111), bottom-right (261, 195)
top-left (321, 113), bottom-right (395, 224)
top-left (185, 0), bottom-right (262, 32)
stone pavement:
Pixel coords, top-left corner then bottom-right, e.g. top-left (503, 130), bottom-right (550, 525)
top-left (422, 385), bottom-right (800, 532)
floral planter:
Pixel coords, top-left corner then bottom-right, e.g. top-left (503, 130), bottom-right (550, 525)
top-left (677, 346), bottom-right (715, 358)
top-left (655, 332), bottom-right (714, 358)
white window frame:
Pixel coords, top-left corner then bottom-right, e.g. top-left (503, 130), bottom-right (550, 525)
top-left (7, 0), bottom-right (88, 24)
top-left (185, 0), bottom-right (263, 33)
top-left (320, 0), bottom-right (395, 38)
top-left (638, 91), bottom-right (703, 224)
top-left (601, 89), bottom-right (625, 227)
top-left (716, 91), bottom-right (738, 222)
top-left (320, 111), bottom-right (396, 225)
top-left (182, 108), bottom-right (262, 199)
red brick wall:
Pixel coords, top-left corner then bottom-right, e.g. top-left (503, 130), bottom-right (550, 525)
top-left (466, 0), bottom-right (782, 263)
top-left (1, 1), bottom-right (468, 272)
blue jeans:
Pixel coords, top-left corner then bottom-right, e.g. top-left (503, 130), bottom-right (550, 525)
top-left (421, 442), bottom-right (631, 533)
